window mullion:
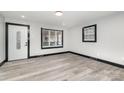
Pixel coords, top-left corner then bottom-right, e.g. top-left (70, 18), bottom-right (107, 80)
top-left (48, 30), bottom-right (51, 47)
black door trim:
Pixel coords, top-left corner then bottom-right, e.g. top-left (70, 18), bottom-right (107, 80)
top-left (5, 22), bottom-right (30, 61)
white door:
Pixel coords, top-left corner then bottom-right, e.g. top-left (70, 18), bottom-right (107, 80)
top-left (8, 25), bottom-right (28, 61)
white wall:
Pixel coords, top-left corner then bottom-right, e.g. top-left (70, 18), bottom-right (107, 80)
top-left (69, 13), bottom-right (124, 65)
top-left (5, 18), bottom-right (69, 56)
top-left (4, 13), bottom-right (124, 65)
top-left (29, 22), bottom-right (69, 56)
top-left (0, 15), bottom-right (5, 63)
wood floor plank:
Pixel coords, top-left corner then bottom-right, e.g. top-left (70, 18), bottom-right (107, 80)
top-left (0, 53), bottom-right (124, 81)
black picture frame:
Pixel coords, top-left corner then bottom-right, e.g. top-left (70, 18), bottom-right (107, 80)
top-left (41, 27), bottom-right (63, 49)
top-left (82, 24), bottom-right (97, 42)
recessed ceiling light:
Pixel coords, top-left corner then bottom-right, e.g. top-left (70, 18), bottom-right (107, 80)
top-left (21, 15), bottom-right (25, 18)
top-left (55, 11), bottom-right (63, 16)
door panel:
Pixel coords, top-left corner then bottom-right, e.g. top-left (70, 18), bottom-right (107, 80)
top-left (8, 25), bottom-right (28, 61)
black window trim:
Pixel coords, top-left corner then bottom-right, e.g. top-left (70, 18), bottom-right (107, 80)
top-left (41, 27), bottom-right (63, 49)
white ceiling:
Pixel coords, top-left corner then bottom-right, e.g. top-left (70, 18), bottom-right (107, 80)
top-left (0, 11), bottom-right (119, 28)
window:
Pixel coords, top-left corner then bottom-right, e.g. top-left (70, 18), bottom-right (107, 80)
top-left (41, 28), bottom-right (63, 49)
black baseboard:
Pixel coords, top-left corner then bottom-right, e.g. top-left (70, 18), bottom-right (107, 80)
top-left (30, 51), bottom-right (124, 68)
top-left (29, 51), bottom-right (70, 58)
top-left (0, 60), bottom-right (6, 67)
top-left (69, 51), bottom-right (91, 58)
top-left (2, 51), bottom-right (124, 69)
top-left (69, 51), bottom-right (124, 68)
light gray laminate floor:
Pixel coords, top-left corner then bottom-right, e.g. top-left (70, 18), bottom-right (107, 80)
top-left (0, 53), bottom-right (124, 81)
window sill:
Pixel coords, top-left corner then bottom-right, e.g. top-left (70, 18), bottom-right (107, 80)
top-left (41, 46), bottom-right (63, 49)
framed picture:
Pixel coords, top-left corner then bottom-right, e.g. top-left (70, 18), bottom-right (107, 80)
top-left (82, 24), bottom-right (97, 42)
